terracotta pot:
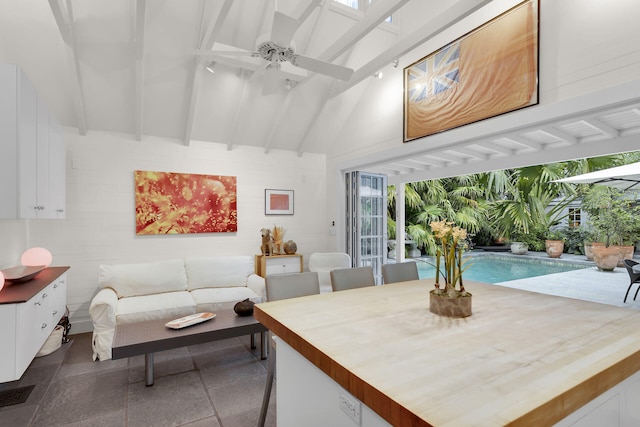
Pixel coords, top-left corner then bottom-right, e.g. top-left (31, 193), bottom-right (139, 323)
top-left (545, 240), bottom-right (564, 258)
top-left (592, 245), bottom-right (620, 271)
top-left (584, 242), bottom-right (604, 261)
top-left (617, 245), bottom-right (635, 267)
top-left (429, 290), bottom-right (472, 318)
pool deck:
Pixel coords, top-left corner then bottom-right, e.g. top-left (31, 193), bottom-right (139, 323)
top-left (409, 250), bottom-right (640, 310)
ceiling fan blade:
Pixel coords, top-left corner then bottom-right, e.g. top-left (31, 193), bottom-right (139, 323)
top-left (271, 11), bottom-right (299, 48)
top-left (290, 55), bottom-right (354, 81)
top-left (262, 66), bottom-right (282, 96)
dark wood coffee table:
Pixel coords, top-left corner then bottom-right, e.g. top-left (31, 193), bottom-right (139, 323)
top-left (112, 309), bottom-right (267, 386)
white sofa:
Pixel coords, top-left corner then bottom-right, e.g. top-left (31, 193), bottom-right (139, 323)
top-left (89, 256), bottom-right (265, 361)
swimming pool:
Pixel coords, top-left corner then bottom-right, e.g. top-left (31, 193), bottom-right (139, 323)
top-left (416, 255), bottom-right (589, 283)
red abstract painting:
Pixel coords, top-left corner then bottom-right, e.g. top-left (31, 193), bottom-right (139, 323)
top-left (135, 170), bottom-right (237, 234)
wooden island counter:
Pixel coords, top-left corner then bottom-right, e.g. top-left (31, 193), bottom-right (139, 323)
top-left (254, 280), bottom-right (640, 426)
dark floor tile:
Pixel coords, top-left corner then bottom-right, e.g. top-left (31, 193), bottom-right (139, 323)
top-left (58, 409), bottom-right (125, 426)
top-left (219, 401), bottom-right (277, 427)
top-left (127, 371), bottom-right (215, 427)
top-left (30, 367), bottom-right (128, 426)
top-left (0, 403), bottom-right (37, 427)
top-left (55, 334), bottom-right (128, 379)
top-left (127, 347), bottom-right (195, 384)
top-left (207, 372), bottom-right (269, 419)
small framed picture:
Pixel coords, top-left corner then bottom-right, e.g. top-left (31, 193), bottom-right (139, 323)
top-left (265, 189), bottom-right (294, 215)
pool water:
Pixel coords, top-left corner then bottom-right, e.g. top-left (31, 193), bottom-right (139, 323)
top-left (416, 256), bottom-right (589, 283)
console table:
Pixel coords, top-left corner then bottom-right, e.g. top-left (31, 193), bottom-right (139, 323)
top-left (0, 266), bottom-right (69, 382)
top-left (254, 254), bottom-right (303, 277)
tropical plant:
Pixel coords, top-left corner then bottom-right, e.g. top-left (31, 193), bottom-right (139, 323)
top-left (581, 186), bottom-right (640, 246)
top-left (429, 220), bottom-right (471, 298)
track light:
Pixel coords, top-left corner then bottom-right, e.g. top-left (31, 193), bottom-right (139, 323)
top-left (374, 71), bottom-right (383, 79)
top-left (205, 61), bottom-right (216, 74)
top-left (392, 59), bottom-right (399, 68)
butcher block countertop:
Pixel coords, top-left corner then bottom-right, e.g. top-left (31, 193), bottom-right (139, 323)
top-left (254, 280), bottom-right (640, 427)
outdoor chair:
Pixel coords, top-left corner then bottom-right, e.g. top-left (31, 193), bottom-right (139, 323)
top-left (258, 272), bottom-right (320, 427)
top-left (330, 266), bottom-right (375, 291)
top-left (381, 261), bottom-right (419, 284)
top-left (623, 259), bottom-right (640, 303)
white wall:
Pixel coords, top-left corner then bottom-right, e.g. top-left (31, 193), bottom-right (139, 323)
top-left (0, 130), bottom-right (327, 333)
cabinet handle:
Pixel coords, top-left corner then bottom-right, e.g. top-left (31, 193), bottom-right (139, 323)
top-left (52, 310), bottom-right (58, 316)
top-left (34, 301), bottom-right (41, 306)
top-left (42, 293), bottom-right (48, 299)
top-left (56, 209), bottom-right (64, 213)
top-left (41, 323), bottom-right (47, 329)
top-left (34, 205), bottom-right (45, 211)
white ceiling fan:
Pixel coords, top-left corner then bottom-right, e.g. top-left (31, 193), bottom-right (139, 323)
top-left (202, 11), bottom-right (354, 95)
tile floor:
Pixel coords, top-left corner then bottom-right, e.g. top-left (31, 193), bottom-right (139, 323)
top-left (0, 332), bottom-right (276, 427)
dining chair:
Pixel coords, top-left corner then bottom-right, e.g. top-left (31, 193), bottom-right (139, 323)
top-left (308, 252), bottom-right (351, 293)
top-left (381, 261), bottom-right (419, 284)
top-left (258, 272), bottom-right (320, 427)
top-left (330, 266), bottom-right (375, 292)
top-left (623, 259), bottom-right (640, 303)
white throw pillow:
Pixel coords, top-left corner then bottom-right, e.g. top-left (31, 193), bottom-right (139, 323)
top-left (98, 259), bottom-right (188, 298)
top-left (185, 256), bottom-right (253, 290)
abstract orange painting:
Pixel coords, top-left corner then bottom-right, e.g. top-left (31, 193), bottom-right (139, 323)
top-left (135, 170), bottom-right (237, 234)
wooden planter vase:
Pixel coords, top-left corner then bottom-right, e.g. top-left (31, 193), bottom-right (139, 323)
top-left (429, 290), bottom-right (472, 318)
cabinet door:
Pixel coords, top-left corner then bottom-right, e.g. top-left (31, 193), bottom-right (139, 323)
top-left (18, 71), bottom-right (39, 219)
top-left (0, 65), bottom-right (19, 218)
top-left (15, 290), bottom-right (51, 376)
top-left (48, 115), bottom-right (66, 218)
top-left (35, 98), bottom-right (51, 218)
top-left (49, 273), bottom-right (67, 324)
top-left (0, 305), bottom-right (18, 382)
top-left (264, 256), bottom-right (302, 275)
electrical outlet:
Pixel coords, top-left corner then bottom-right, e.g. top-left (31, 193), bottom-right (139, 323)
top-left (339, 391), bottom-right (361, 425)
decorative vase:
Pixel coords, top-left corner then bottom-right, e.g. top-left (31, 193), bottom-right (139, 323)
top-left (283, 240), bottom-right (297, 255)
top-left (545, 240), bottom-right (564, 258)
top-left (429, 290), bottom-right (472, 318)
top-left (585, 242), bottom-right (604, 261)
top-left (233, 298), bottom-right (255, 316)
top-left (510, 242), bottom-right (528, 255)
top-left (592, 245), bottom-right (620, 271)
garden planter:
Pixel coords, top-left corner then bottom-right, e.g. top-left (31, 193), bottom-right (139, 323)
top-left (429, 291), bottom-right (472, 318)
top-left (545, 240), bottom-right (564, 258)
top-left (510, 242), bottom-right (528, 255)
top-left (584, 242), bottom-right (604, 261)
top-left (592, 245), bottom-right (620, 271)
top-left (617, 245), bottom-right (634, 267)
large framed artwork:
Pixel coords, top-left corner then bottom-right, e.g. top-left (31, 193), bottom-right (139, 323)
top-left (404, 0), bottom-right (539, 142)
top-left (135, 170), bottom-right (237, 234)
top-left (265, 189), bottom-right (294, 215)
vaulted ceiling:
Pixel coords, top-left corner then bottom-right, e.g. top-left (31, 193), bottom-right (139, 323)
top-left (1, 0), bottom-right (639, 184)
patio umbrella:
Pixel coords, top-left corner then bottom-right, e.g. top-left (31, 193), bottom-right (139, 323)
top-left (555, 161), bottom-right (640, 191)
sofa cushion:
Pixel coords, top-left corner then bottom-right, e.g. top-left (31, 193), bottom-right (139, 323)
top-left (191, 287), bottom-right (261, 312)
top-left (116, 291), bottom-right (196, 324)
top-left (185, 256), bottom-right (254, 290)
top-left (99, 259), bottom-right (187, 298)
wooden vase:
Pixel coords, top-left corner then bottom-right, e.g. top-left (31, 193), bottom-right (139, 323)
top-left (429, 290), bottom-right (472, 318)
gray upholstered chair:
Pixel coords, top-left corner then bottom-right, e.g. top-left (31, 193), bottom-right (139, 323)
top-left (330, 266), bottom-right (375, 292)
top-left (381, 261), bottom-right (419, 284)
top-left (308, 252), bottom-right (351, 293)
top-left (258, 272), bottom-right (320, 427)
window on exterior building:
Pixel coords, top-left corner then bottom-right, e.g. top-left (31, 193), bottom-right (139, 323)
top-left (568, 208), bottom-right (581, 228)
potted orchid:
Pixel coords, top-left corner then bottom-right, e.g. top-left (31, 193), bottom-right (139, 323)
top-left (429, 220), bottom-right (473, 317)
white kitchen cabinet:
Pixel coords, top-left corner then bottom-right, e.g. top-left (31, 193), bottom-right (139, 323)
top-left (0, 267), bottom-right (69, 383)
top-left (0, 63), bottom-right (65, 219)
top-left (255, 254), bottom-right (303, 277)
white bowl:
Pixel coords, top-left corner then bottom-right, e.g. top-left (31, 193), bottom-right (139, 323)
top-left (1, 265), bottom-right (47, 283)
